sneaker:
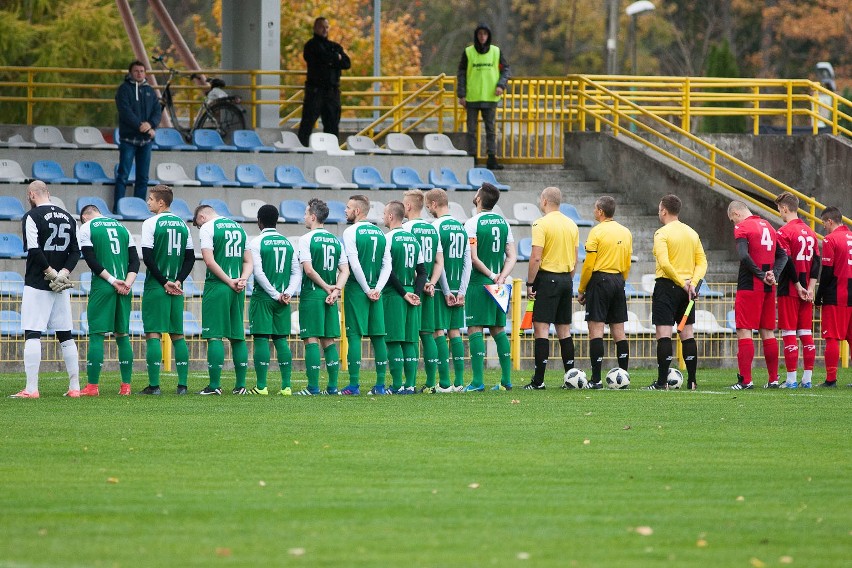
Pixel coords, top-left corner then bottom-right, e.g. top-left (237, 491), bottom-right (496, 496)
top-left (279, 387), bottom-right (292, 396)
top-left (588, 381), bottom-right (603, 390)
top-left (405, 386), bottom-right (416, 394)
top-left (295, 388), bottom-right (319, 396)
top-left (764, 381), bottom-right (780, 389)
top-left (119, 383), bottom-right (132, 396)
top-left (801, 382), bottom-right (812, 389)
top-left (645, 382), bottom-right (668, 390)
top-left (730, 378), bottom-right (753, 390)
top-left (64, 390), bottom-right (81, 398)
top-left (80, 384), bottom-right (99, 397)
top-left (453, 384), bottom-right (465, 393)
top-left (817, 381), bottom-right (837, 388)
top-left (779, 381), bottom-right (798, 389)
top-left (435, 385), bottom-right (455, 393)
top-left (323, 388), bottom-right (339, 395)
top-left (198, 386), bottom-right (222, 396)
top-left (491, 383), bottom-right (512, 391)
top-left (688, 382), bottom-right (697, 391)
top-left (388, 386), bottom-right (408, 395)
top-left (175, 385), bottom-right (188, 395)
top-left (9, 389), bottom-right (39, 399)
top-left (419, 385), bottom-right (437, 394)
top-left (523, 382), bottom-right (546, 390)
top-left (463, 383), bottom-right (485, 392)
top-left (248, 387), bottom-right (268, 395)
top-left (339, 385), bottom-right (360, 396)
top-left (369, 385), bottom-right (388, 395)
top-left (138, 385), bottom-right (161, 395)
top-left (232, 387), bottom-right (248, 395)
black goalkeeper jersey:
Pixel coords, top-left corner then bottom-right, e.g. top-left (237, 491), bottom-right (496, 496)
top-left (22, 203), bottom-right (79, 291)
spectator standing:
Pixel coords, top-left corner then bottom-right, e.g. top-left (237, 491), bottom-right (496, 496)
top-left (115, 60), bottom-right (159, 207)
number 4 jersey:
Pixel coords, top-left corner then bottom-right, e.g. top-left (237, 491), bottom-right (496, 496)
top-left (734, 214), bottom-right (778, 291)
top-left (776, 217), bottom-right (820, 298)
top-left (23, 203), bottom-right (80, 290)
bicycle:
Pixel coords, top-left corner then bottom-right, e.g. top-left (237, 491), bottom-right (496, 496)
top-left (152, 56), bottom-right (246, 143)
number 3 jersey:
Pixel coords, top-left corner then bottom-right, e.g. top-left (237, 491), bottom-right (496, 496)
top-left (734, 214), bottom-right (778, 291)
top-left (141, 211), bottom-right (194, 283)
top-left (775, 217), bottom-right (820, 298)
top-left (23, 203), bottom-right (80, 290)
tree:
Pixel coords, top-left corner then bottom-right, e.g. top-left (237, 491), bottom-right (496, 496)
top-left (701, 40), bottom-right (746, 133)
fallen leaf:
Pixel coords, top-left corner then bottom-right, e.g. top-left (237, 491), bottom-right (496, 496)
top-left (779, 556), bottom-right (793, 564)
top-left (736, 495), bottom-right (745, 502)
top-left (584, 412), bottom-right (592, 416)
top-left (293, 440), bottom-right (299, 445)
top-left (107, 477), bottom-right (119, 484)
top-left (432, 489), bottom-right (438, 494)
top-left (696, 539), bottom-right (707, 548)
top-left (37, 529), bottom-right (47, 536)
top-left (511, 399), bottom-right (520, 404)
top-left (288, 548), bottom-right (306, 557)
top-left (623, 425), bottom-right (631, 430)
top-left (258, 480), bottom-right (266, 487)
top-left (215, 547), bottom-right (232, 557)
top-left (635, 526), bottom-right (653, 536)
top-left (468, 483), bottom-right (480, 489)
top-left (749, 558), bottom-right (765, 568)
top-left (583, 439), bottom-right (591, 445)
top-left (517, 552), bottom-right (530, 560)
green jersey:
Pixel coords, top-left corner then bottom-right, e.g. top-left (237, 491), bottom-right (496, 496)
top-left (465, 211), bottom-right (514, 285)
top-left (403, 218), bottom-right (441, 277)
top-left (342, 221), bottom-right (391, 292)
top-left (248, 229), bottom-right (300, 303)
top-left (433, 214), bottom-right (471, 295)
top-left (387, 228), bottom-right (423, 292)
top-left (299, 228), bottom-right (346, 301)
top-left (140, 211), bottom-right (193, 284)
top-left (199, 216), bottom-right (247, 283)
top-left (78, 216), bottom-right (133, 286)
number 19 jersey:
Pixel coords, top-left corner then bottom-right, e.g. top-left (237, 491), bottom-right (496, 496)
top-left (140, 212), bottom-right (193, 286)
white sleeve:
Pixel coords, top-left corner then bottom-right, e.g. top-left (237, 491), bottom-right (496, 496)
top-left (77, 222), bottom-right (92, 248)
top-left (375, 237), bottom-right (393, 291)
top-left (199, 222), bottom-right (214, 250)
top-left (250, 236), bottom-right (279, 299)
top-left (283, 247), bottom-right (303, 297)
top-left (185, 224), bottom-right (194, 250)
top-left (506, 224), bottom-right (515, 244)
top-left (458, 242), bottom-right (472, 295)
top-left (140, 217), bottom-right (155, 249)
top-left (126, 231), bottom-right (137, 248)
top-left (298, 232), bottom-right (312, 263)
top-left (343, 226), bottom-right (371, 293)
top-left (464, 216), bottom-right (476, 238)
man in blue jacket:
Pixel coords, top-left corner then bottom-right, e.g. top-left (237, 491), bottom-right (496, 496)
top-left (115, 60), bottom-right (160, 207)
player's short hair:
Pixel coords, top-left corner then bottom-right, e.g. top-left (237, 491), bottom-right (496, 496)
top-left (774, 192), bottom-right (799, 211)
top-left (128, 60), bottom-right (146, 73)
top-left (386, 200), bottom-right (405, 221)
top-left (192, 204), bottom-right (215, 228)
top-left (660, 194), bottom-right (682, 216)
top-left (424, 188), bottom-right (448, 208)
top-left (307, 198), bottom-right (329, 223)
top-left (348, 194), bottom-right (370, 215)
top-left (478, 182), bottom-right (500, 210)
top-left (595, 195), bottom-right (616, 218)
top-left (821, 206), bottom-right (842, 224)
top-left (27, 180), bottom-right (49, 196)
top-left (148, 184), bottom-right (173, 206)
top-left (80, 204), bottom-right (100, 218)
top-left (540, 186), bottom-right (562, 205)
top-left (403, 189), bottom-right (424, 211)
top-left (256, 204), bottom-right (279, 228)
top-left (727, 200), bottom-right (750, 217)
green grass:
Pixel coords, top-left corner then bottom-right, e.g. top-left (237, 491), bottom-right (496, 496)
top-left (1, 368), bottom-right (850, 567)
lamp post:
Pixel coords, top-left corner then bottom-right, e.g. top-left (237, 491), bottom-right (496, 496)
top-left (626, 1), bottom-right (654, 75)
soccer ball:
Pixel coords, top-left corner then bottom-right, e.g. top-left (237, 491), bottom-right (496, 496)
top-left (605, 368), bottom-right (630, 389)
top-left (667, 368), bottom-right (684, 389)
top-left (563, 368), bottom-right (588, 389)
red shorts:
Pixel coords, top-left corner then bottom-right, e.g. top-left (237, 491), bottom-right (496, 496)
top-left (735, 289), bottom-right (776, 330)
top-left (777, 295), bottom-right (813, 331)
top-left (820, 305), bottom-right (852, 341)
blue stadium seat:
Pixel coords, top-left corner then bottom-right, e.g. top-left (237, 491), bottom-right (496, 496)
top-left (274, 165), bottom-right (318, 189)
top-left (154, 128), bottom-right (196, 150)
top-left (129, 310), bottom-right (144, 335)
top-left (624, 281), bottom-right (649, 298)
top-left (326, 200), bottom-right (347, 224)
top-left (113, 163), bottom-right (160, 186)
top-left (72, 272), bottom-right (93, 296)
top-left (467, 167), bottom-right (510, 191)
top-left (0, 271), bottom-right (25, 296)
top-left (32, 160), bottom-right (78, 184)
top-left (517, 237), bottom-right (532, 261)
top-left (183, 311), bottom-right (202, 336)
top-left (235, 164), bottom-right (279, 188)
top-left (726, 309), bottom-right (736, 331)
top-left (0, 233), bottom-right (26, 258)
top-left (182, 276), bottom-right (203, 297)
top-left (170, 198), bottom-right (195, 222)
top-left (77, 196), bottom-right (122, 220)
top-left (195, 163), bottom-right (240, 187)
top-left (699, 280), bottom-right (725, 298)
top-left (200, 198), bottom-right (245, 222)
top-left (0, 196), bottom-right (26, 220)
top-left (232, 130), bottom-right (276, 152)
top-left (352, 166), bottom-right (396, 190)
top-left (74, 161), bottom-right (115, 184)
top-left (131, 273), bottom-right (146, 297)
top-left (280, 200), bottom-right (308, 223)
top-left (559, 204), bottom-right (594, 227)
top-left (390, 167), bottom-right (434, 189)
top-left (428, 168), bottom-right (475, 191)
top-left (117, 197), bottom-right (152, 220)
top-left (0, 310), bottom-right (23, 335)
top-left (192, 129), bottom-right (238, 151)
top-left (75, 311), bottom-right (89, 336)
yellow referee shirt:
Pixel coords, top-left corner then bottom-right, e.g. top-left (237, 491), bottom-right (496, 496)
top-left (578, 219), bottom-right (633, 293)
top-left (531, 210), bottom-right (579, 273)
top-left (653, 219), bottom-right (708, 287)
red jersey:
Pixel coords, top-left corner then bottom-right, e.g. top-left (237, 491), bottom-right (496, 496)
top-left (817, 225), bottom-right (852, 307)
top-left (776, 218), bottom-right (820, 298)
top-left (734, 215), bottom-right (778, 291)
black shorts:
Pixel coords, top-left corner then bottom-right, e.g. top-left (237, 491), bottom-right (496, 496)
top-left (651, 277), bottom-right (693, 326)
top-left (532, 271), bottom-right (573, 325)
top-left (584, 272), bottom-right (627, 324)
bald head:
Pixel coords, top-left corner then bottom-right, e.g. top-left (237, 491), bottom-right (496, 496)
top-left (727, 200), bottom-right (751, 223)
top-left (26, 180), bottom-right (50, 207)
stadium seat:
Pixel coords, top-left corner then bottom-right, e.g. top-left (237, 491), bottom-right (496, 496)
top-left (693, 310), bottom-right (733, 333)
top-left (386, 133), bottom-right (429, 155)
top-left (366, 200), bottom-right (385, 224)
top-left (352, 166), bottom-right (396, 190)
top-left (154, 128), bottom-right (196, 150)
top-left (428, 168), bottom-right (475, 191)
top-left (183, 311), bottom-right (202, 336)
top-left (235, 164), bottom-right (279, 188)
top-left (467, 167), bottom-right (510, 191)
top-left (0, 159), bottom-right (27, 183)
top-left (291, 310), bottom-right (300, 334)
top-left (129, 310), bottom-right (144, 334)
top-left (517, 237), bottom-right (532, 261)
top-left (117, 197), bottom-right (152, 220)
top-left (77, 196), bottom-right (122, 220)
top-left (241, 198), bottom-right (266, 221)
top-left (346, 135), bottom-right (391, 154)
top-left (0, 134), bottom-right (36, 148)
top-left (699, 280), bottom-right (725, 298)
top-left (74, 161), bottom-right (115, 184)
top-left (128, 233), bottom-right (142, 257)
top-left (131, 273), bottom-right (146, 297)
top-left (113, 163), bottom-right (160, 186)
top-left (280, 200), bottom-right (308, 223)
top-left (0, 271), bottom-right (25, 296)
top-left (274, 165), bottom-right (318, 189)
top-left (726, 309), bottom-right (736, 331)
top-left (325, 200), bottom-right (347, 224)
top-left (0, 310), bottom-right (23, 336)
top-left (232, 130), bottom-right (276, 152)
top-left (274, 131), bottom-right (312, 153)
top-left (32, 160), bottom-right (78, 184)
top-left (315, 166), bottom-right (358, 190)
top-left (49, 196), bottom-right (67, 210)
top-left (200, 198), bottom-right (245, 222)
top-left (423, 133), bottom-right (467, 156)
top-left (513, 202), bottom-right (540, 224)
top-left (245, 274), bottom-right (254, 297)
top-left (0, 196), bottom-right (26, 220)
top-left (196, 163), bottom-right (240, 187)
top-left (625, 311), bottom-right (653, 334)
top-left (447, 201), bottom-right (469, 222)
top-left (73, 272), bottom-right (93, 296)
top-left (182, 276), bottom-right (203, 297)
top-left (192, 129), bottom-right (238, 151)
top-left (640, 273), bottom-right (656, 294)
top-left (391, 167), bottom-right (434, 189)
top-left (73, 127), bottom-right (117, 149)
top-left (559, 203), bottom-right (594, 227)
top-left (155, 162), bottom-right (200, 186)
top-left (470, 204), bottom-right (517, 224)
top-left (33, 126), bottom-right (78, 149)
top-left (0, 233), bottom-right (26, 258)
top-left (170, 198), bottom-right (195, 222)
top-left (624, 281), bottom-right (650, 298)
top-left (570, 311), bottom-right (589, 335)
top-left (309, 133), bottom-right (355, 156)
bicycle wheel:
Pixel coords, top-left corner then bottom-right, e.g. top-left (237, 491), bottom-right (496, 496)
top-left (196, 101), bottom-right (246, 143)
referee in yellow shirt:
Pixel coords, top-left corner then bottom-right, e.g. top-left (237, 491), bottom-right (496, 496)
top-left (648, 194), bottom-right (707, 390)
top-left (577, 196), bottom-right (633, 388)
top-left (525, 187), bottom-right (580, 389)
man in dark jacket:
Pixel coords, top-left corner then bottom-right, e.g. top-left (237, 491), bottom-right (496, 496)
top-left (297, 17), bottom-right (351, 147)
top-left (115, 60), bottom-right (160, 207)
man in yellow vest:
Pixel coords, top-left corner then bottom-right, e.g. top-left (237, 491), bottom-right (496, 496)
top-left (457, 24), bottom-right (510, 170)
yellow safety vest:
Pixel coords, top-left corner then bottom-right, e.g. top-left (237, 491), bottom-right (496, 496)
top-left (465, 45), bottom-right (501, 103)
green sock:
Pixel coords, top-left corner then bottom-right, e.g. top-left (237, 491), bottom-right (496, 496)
top-left (305, 342), bottom-right (321, 392)
top-left (116, 335), bottom-right (133, 384)
top-left (346, 335), bottom-right (361, 387)
top-left (172, 337), bottom-right (189, 387)
top-left (86, 333), bottom-right (105, 385)
top-left (493, 331), bottom-right (512, 386)
top-left (372, 336), bottom-right (388, 387)
top-left (388, 342), bottom-right (403, 389)
top-left (273, 337), bottom-right (292, 389)
top-left (324, 343), bottom-right (339, 392)
top-left (253, 336), bottom-right (270, 390)
top-left (469, 331), bottom-right (485, 388)
top-left (403, 341), bottom-right (418, 388)
top-left (421, 333), bottom-right (438, 387)
top-left (232, 339), bottom-right (248, 389)
top-left (450, 335), bottom-right (465, 387)
top-left (435, 334), bottom-right (450, 388)
top-left (146, 337), bottom-right (162, 387)
top-left (207, 339), bottom-right (224, 389)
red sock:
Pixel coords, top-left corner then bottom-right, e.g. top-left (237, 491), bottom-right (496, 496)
top-left (825, 338), bottom-right (839, 382)
top-left (800, 334), bottom-right (816, 370)
top-left (782, 334), bottom-right (799, 372)
top-left (737, 338), bottom-right (754, 383)
top-left (763, 337), bottom-right (779, 382)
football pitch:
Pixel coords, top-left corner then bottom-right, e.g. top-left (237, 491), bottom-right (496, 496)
top-left (1, 368), bottom-right (850, 567)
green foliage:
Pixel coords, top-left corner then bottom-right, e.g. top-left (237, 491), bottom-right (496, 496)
top-left (841, 87), bottom-right (852, 139)
top-left (701, 41), bottom-right (746, 134)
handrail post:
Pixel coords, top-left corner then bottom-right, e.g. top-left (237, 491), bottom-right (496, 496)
top-left (511, 278), bottom-right (522, 371)
top-left (709, 149), bottom-right (716, 187)
top-left (753, 85), bottom-right (760, 135)
top-left (27, 69), bottom-right (34, 125)
top-left (683, 77), bottom-right (691, 133)
top-left (786, 81), bottom-right (793, 136)
top-left (250, 70), bottom-right (257, 129)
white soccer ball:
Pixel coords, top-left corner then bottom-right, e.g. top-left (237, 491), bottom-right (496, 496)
top-left (667, 368), bottom-right (684, 389)
top-left (605, 367), bottom-right (630, 389)
top-left (563, 368), bottom-right (588, 389)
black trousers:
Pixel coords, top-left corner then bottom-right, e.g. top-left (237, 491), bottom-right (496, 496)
top-left (298, 85), bottom-right (342, 146)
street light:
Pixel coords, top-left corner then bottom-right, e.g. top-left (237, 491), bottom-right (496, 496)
top-left (626, 1), bottom-right (654, 75)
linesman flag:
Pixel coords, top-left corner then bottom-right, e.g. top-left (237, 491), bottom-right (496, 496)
top-left (520, 300), bottom-right (534, 330)
top-left (484, 283), bottom-right (512, 313)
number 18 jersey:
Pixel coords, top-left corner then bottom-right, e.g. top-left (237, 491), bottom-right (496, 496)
top-left (140, 211), bottom-right (193, 286)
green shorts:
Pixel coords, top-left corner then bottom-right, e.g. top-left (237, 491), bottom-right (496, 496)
top-left (435, 291), bottom-right (465, 331)
top-left (383, 293), bottom-right (421, 343)
top-left (344, 284), bottom-right (385, 337)
top-left (465, 281), bottom-right (507, 328)
top-left (299, 297), bottom-right (341, 339)
top-left (249, 296), bottom-right (291, 336)
top-left (202, 281), bottom-right (246, 340)
top-left (87, 283), bottom-right (131, 334)
top-left (419, 292), bottom-right (435, 333)
top-left (142, 281), bottom-right (184, 335)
